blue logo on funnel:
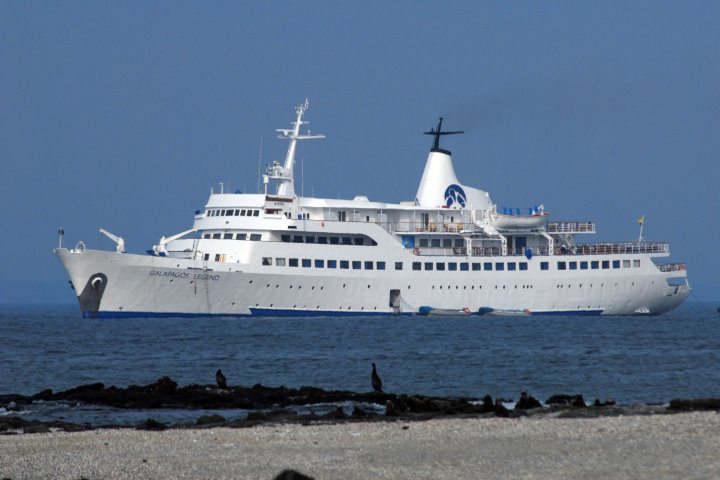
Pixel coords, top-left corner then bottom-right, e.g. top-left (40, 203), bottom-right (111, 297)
top-left (444, 184), bottom-right (466, 208)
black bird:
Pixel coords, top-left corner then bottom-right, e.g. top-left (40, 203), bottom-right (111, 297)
top-left (371, 363), bottom-right (383, 393)
top-left (216, 369), bottom-right (228, 390)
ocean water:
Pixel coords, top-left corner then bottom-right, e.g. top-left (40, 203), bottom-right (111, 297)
top-left (1, 302), bottom-right (719, 424)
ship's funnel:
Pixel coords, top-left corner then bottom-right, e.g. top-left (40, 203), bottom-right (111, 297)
top-left (415, 149), bottom-right (462, 208)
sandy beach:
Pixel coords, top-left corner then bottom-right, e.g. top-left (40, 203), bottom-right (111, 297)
top-left (2, 411), bottom-right (719, 479)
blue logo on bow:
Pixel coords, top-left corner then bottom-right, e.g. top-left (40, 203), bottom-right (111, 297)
top-left (444, 184), bottom-right (466, 208)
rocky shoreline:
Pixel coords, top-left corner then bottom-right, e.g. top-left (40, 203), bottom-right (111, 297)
top-left (2, 377), bottom-right (719, 434)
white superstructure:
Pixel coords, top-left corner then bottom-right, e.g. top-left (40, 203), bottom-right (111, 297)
top-left (55, 101), bottom-right (690, 318)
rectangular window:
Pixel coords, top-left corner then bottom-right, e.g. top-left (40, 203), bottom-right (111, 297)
top-left (591, 261), bottom-right (599, 269)
top-left (318, 236), bottom-right (328, 244)
top-left (395, 262), bottom-right (403, 270)
top-left (253, 210), bottom-right (259, 217)
top-left (275, 258), bottom-right (286, 267)
top-left (302, 259), bottom-right (311, 268)
top-left (419, 238), bottom-right (429, 247)
top-left (203, 233), bottom-right (210, 239)
top-left (412, 262), bottom-right (421, 271)
top-left (507, 262), bottom-right (516, 271)
top-left (352, 261), bottom-right (361, 270)
top-left (330, 237), bottom-right (340, 245)
top-left (495, 262), bottom-right (504, 271)
top-left (612, 260), bottom-right (621, 269)
top-left (364, 261), bottom-right (374, 270)
top-left (436, 262), bottom-right (445, 271)
top-left (377, 262), bottom-right (386, 270)
top-left (315, 259), bottom-right (324, 268)
top-left (519, 262), bottom-right (528, 271)
top-left (448, 262), bottom-right (457, 271)
top-left (203, 253), bottom-right (210, 261)
top-left (424, 262), bottom-right (433, 271)
top-left (623, 260), bottom-right (631, 268)
top-left (454, 239), bottom-right (465, 247)
top-left (281, 234), bottom-right (290, 242)
top-left (484, 262), bottom-right (493, 271)
top-left (342, 237), bottom-right (352, 245)
top-left (224, 233), bottom-right (233, 239)
top-left (215, 254), bottom-right (222, 262)
top-left (327, 260), bottom-right (337, 269)
top-left (306, 236), bottom-right (316, 244)
top-left (292, 235), bottom-right (304, 243)
top-left (602, 260), bottom-right (610, 269)
top-left (212, 233), bottom-right (221, 239)
top-left (354, 237), bottom-right (364, 246)
top-left (472, 263), bottom-right (481, 271)
top-left (557, 262), bottom-right (566, 270)
top-left (569, 261), bottom-right (577, 270)
top-left (234, 209), bottom-right (240, 216)
top-left (460, 263), bottom-right (469, 271)
top-left (580, 261), bottom-right (588, 270)
top-left (340, 260), bottom-right (349, 269)
top-left (431, 239), bottom-right (441, 248)
top-left (633, 259), bottom-right (641, 268)
top-left (240, 210), bottom-right (246, 216)
top-left (337, 211), bottom-right (346, 222)
top-left (250, 234), bottom-right (262, 241)
top-left (442, 239), bottom-right (452, 248)
top-left (289, 258), bottom-right (299, 267)
top-left (541, 262), bottom-right (549, 271)
top-left (262, 257), bottom-right (272, 266)
top-left (236, 233), bottom-right (246, 240)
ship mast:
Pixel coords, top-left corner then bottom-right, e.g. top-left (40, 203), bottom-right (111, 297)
top-left (266, 99), bottom-right (324, 197)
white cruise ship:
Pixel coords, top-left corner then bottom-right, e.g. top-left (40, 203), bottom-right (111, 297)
top-left (55, 100), bottom-right (690, 318)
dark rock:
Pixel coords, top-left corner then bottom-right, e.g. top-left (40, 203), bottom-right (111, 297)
top-left (385, 400), bottom-right (398, 417)
top-left (515, 392), bottom-right (542, 410)
top-left (593, 398), bottom-right (616, 407)
top-left (148, 376), bottom-right (178, 393)
top-left (494, 398), bottom-right (510, 417)
top-left (480, 394), bottom-right (494, 413)
top-left (351, 406), bottom-right (367, 418)
top-left (196, 414), bottom-right (226, 425)
top-left (668, 398), bottom-right (720, 411)
top-left (545, 394), bottom-right (574, 405)
top-left (32, 389), bottom-right (53, 401)
top-left (571, 394), bottom-right (587, 408)
top-left (325, 406), bottom-right (346, 419)
top-left (136, 418), bottom-right (167, 431)
top-left (246, 411), bottom-right (270, 421)
top-left (60, 382), bottom-right (105, 395)
top-left (273, 469), bottom-right (315, 480)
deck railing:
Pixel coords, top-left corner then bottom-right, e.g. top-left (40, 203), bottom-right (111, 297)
top-left (656, 263), bottom-right (686, 272)
top-left (572, 242), bottom-right (669, 255)
top-left (547, 221), bottom-right (595, 233)
top-left (407, 242), bottom-right (668, 257)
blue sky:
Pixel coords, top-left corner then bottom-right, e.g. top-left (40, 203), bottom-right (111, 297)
top-left (1, 1), bottom-right (718, 303)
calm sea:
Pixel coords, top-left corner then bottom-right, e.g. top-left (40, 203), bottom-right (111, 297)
top-left (1, 302), bottom-right (718, 424)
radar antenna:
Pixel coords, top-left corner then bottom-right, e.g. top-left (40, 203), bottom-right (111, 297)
top-left (423, 117), bottom-right (464, 152)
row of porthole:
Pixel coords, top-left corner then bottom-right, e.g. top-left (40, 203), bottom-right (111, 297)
top-left (251, 280), bottom-right (377, 290)
top-left (251, 303), bottom-right (380, 311)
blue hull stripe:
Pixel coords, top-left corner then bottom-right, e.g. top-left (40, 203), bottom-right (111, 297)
top-left (83, 308), bottom-right (603, 319)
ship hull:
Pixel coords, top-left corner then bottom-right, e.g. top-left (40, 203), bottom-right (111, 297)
top-left (55, 248), bottom-right (690, 318)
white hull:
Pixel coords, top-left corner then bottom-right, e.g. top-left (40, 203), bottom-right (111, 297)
top-left (56, 248), bottom-right (689, 318)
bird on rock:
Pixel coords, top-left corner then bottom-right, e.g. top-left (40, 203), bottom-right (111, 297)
top-left (216, 369), bottom-right (228, 390)
top-left (371, 363), bottom-right (383, 393)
